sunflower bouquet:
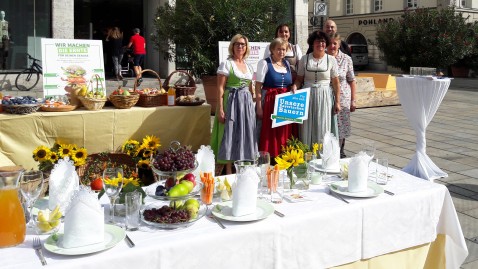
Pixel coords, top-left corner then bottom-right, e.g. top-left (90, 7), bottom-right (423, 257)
top-left (98, 174), bottom-right (146, 204)
top-left (120, 135), bottom-right (161, 185)
top-left (274, 137), bottom-right (320, 189)
top-left (32, 143), bottom-right (88, 173)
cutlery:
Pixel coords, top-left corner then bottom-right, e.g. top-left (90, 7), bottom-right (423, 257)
top-left (384, 190), bottom-right (395, 196)
top-left (329, 190), bottom-right (349, 204)
top-left (208, 206), bottom-right (226, 229)
top-left (274, 210), bottom-right (285, 217)
top-left (33, 236), bottom-right (47, 266)
top-left (125, 234), bottom-right (135, 248)
top-left (209, 213), bottom-right (226, 229)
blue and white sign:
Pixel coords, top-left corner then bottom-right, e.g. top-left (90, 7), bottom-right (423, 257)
top-left (271, 88), bottom-right (310, 128)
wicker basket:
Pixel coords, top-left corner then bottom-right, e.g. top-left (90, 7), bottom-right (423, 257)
top-left (109, 93), bottom-right (140, 109)
top-left (2, 104), bottom-right (41, 114)
top-left (80, 152), bottom-right (136, 185)
top-left (134, 69), bottom-right (167, 107)
top-left (163, 70), bottom-right (196, 97)
top-left (79, 74), bottom-right (107, 110)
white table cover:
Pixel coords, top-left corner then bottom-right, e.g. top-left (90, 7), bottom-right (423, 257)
top-left (396, 76), bottom-right (451, 181)
top-left (1, 164), bottom-right (467, 269)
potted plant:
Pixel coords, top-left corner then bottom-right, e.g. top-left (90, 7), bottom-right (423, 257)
top-left (151, 0), bottom-right (290, 113)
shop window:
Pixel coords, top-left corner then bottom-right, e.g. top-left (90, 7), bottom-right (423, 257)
top-left (346, 0), bottom-right (353, 15)
top-left (406, 0), bottom-right (418, 8)
top-left (374, 0), bottom-right (383, 12)
top-left (0, 0), bottom-right (51, 71)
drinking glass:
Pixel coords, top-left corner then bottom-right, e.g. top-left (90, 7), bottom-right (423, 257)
top-left (375, 158), bottom-right (389, 185)
top-left (125, 191), bottom-right (142, 231)
top-left (319, 145), bottom-right (331, 182)
top-left (102, 168), bottom-right (124, 224)
top-left (19, 170), bottom-right (44, 228)
top-left (256, 151), bottom-right (270, 199)
top-left (267, 169), bottom-right (282, 203)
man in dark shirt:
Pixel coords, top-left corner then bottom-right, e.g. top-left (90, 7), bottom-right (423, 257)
top-left (306, 19), bottom-right (351, 56)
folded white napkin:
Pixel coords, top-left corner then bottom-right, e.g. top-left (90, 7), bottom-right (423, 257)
top-left (232, 167), bottom-right (259, 217)
top-left (48, 157), bottom-right (79, 213)
top-left (62, 188), bottom-right (104, 249)
top-left (348, 152), bottom-right (369, 193)
top-left (193, 145), bottom-right (216, 179)
top-left (323, 132), bottom-right (340, 171)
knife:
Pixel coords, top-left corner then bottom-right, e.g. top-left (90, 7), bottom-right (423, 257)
top-left (329, 189), bottom-right (349, 204)
top-left (125, 234), bottom-right (135, 248)
top-left (274, 210), bottom-right (285, 217)
top-left (384, 190), bottom-right (395, 196)
top-left (210, 213), bottom-right (226, 229)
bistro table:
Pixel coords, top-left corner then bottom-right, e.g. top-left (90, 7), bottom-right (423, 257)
top-left (0, 105), bottom-right (211, 169)
top-left (1, 163), bottom-right (468, 269)
top-left (396, 76), bottom-right (451, 181)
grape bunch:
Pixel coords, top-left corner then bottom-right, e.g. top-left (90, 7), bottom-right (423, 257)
top-left (153, 146), bottom-right (195, 171)
top-left (2, 96), bottom-right (40, 105)
top-left (143, 205), bottom-right (190, 224)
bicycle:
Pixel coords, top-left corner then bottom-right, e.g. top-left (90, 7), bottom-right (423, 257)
top-left (15, 53), bottom-right (43, 91)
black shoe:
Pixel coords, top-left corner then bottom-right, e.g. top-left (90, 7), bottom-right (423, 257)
top-left (340, 152), bottom-right (346, 158)
top-left (136, 78), bottom-right (143, 86)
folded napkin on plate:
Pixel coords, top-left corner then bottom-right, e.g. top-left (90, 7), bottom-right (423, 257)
top-left (232, 167), bottom-right (259, 217)
top-left (62, 188), bottom-right (104, 248)
top-left (322, 132), bottom-right (340, 171)
top-left (348, 152), bottom-right (369, 193)
top-left (48, 157), bottom-right (79, 212)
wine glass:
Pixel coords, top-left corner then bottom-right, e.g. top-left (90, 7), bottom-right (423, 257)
top-left (19, 170), bottom-right (44, 228)
top-left (362, 141), bottom-right (376, 173)
top-left (256, 151), bottom-right (270, 199)
top-left (319, 145), bottom-right (331, 182)
top-left (102, 168), bottom-right (124, 224)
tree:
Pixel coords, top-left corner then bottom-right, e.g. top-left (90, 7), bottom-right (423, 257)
top-left (151, 0), bottom-right (290, 78)
top-left (375, 7), bottom-right (477, 72)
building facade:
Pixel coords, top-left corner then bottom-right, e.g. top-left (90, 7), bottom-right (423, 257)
top-left (308, 0), bottom-right (478, 70)
top-left (0, 0), bottom-right (310, 78)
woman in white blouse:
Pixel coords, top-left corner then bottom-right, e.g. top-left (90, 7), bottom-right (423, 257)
top-left (210, 34), bottom-right (257, 174)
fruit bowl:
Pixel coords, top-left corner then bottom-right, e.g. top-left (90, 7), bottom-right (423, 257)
top-left (150, 160), bottom-right (198, 182)
top-left (140, 200), bottom-right (206, 230)
top-left (145, 180), bottom-right (203, 201)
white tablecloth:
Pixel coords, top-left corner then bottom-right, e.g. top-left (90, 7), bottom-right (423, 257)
top-left (1, 164), bottom-right (467, 269)
top-left (396, 76), bottom-right (451, 180)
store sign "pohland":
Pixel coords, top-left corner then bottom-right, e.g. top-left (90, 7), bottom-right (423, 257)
top-left (358, 18), bottom-right (395, 25)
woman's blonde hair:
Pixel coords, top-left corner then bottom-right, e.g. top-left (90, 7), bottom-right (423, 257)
top-left (269, 38), bottom-right (288, 55)
top-left (228, 34), bottom-right (250, 59)
top-left (109, 27), bottom-right (123, 39)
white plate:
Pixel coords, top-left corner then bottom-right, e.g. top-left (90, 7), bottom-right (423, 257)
top-left (43, 224), bottom-right (125, 255)
top-left (212, 199), bottom-right (274, 222)
top-left (310, 159), bottom-right (341, 174)
top-left (330, 181), bottom-right (383, 198)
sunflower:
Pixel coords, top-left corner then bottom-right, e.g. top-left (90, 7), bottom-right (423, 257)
top-left (142, 148), bottom-right (153, 159)
top-left (71, 147), bottom-right (87, 166)
top-left (32, 146), bottom-right (51, 162)
top-left (141, 135), bottom-right (161, 150)
top-left (104, 172), bottom-right (124, 186)
top-left (274, 149), bottom-right (304, 170)
top-left (312, 143), bottom-right (321, 156)
top-left (121, 140), bottom-right (140, 155)
top-left (49, 151), bottom-right (59, 163)
top-left (58, 144), bottom-right (75, 158)
top-left (137, 159), bottom-right (150, 169)
top-left (122, 177), bottom-right (141, 188)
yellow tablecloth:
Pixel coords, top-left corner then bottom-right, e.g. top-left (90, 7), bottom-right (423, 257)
top-left (0, 105), bottom-right (211, 169)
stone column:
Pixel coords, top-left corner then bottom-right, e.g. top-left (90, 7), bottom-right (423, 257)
top-left (51, 0), bottom-right (74, 39)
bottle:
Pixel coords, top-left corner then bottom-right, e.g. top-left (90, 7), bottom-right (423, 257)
top-left (167, 85), bottom-right (176, 106)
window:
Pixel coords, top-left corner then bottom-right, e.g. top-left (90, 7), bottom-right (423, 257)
top-left (0, 0), bottom-right (51, 71)
top-left (346, 0), bottom-right (353, 14)
top-left (407, 0), bottom-right (418, 8)
top-left (374, 0), bottom-right (382, 12)
top-left (461, 0), bottom-right (467, 8)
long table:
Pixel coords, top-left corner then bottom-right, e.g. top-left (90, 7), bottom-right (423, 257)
top-left (1, 164), bottom-right (468, 268)
top-left (0, 105), bottom-right (211, 169)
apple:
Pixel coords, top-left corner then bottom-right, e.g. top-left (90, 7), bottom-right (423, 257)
top-left (165, 177), bottom-right (176, 190)
top-left (182, 173), bottom-right (196, 186)
top-left (90, 178), bottom-right (103, 191)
